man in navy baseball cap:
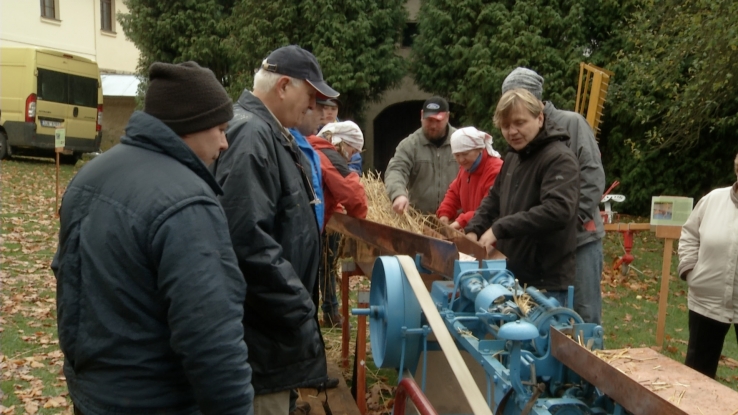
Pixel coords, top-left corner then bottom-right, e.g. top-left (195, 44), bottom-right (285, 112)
top-left (215, 44), bottom-right (338, 413)
top-left (262, 45), bottom-right (339, 99)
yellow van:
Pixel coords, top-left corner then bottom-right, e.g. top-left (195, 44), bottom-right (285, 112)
top-left (0, 47), bottom-right (103, 163)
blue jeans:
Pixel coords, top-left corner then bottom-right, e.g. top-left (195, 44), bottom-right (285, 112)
top-left (319, 232), bottom-right (340, 314)
top-left (573, 240), bottom-right (603, 325)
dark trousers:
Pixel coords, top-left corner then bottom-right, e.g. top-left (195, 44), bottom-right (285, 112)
top-left (319, 232), bottom-right (340, 314)
top-left (685, 309), bottom-right (738, 378)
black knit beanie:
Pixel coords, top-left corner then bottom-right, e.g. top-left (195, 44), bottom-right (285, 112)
top-left (144, 61), bottom-right (233, 136)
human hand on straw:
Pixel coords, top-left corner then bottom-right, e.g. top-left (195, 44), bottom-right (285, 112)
top-left (478, 228), bottom-right (497, 250)
top-left (439, 216), bottom-right (449, 225)
top-left (450, 221), bottom-right (462, 231)
top-left (465, 232), bottom-right (478, 242)
top-left (392, 195), bottom-right (409, 214)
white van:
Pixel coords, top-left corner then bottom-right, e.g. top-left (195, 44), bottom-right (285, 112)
top-left (0, 47), bottom-right (103, 163)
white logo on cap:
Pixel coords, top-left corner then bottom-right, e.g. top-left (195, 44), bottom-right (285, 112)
top-left (426, 103), bottom-right (440, 110)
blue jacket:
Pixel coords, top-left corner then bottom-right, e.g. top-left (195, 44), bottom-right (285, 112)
top-left (348, 153), bottom-right (362, 174)
top-left (53, 111), bottom-right (254, 415)
top-left (290, 128), bottom-right (325, 230)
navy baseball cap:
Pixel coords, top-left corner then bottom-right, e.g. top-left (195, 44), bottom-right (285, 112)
top-left (262, 45), bottom-right (339, 98)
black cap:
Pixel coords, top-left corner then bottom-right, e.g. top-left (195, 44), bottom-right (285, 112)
top-left (262, 45), bottom-right (339, 98)
top-left (422, 96), bottom-right (449, 119)
top-left (316, 97), bottom-right (339, 107)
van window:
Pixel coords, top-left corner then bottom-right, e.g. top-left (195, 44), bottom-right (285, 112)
top-left (69, 75), bottom-right (98, 107)
top-left (38, 68), bottom-right (67, 104)
top-left (37, 68), bottom-right (98, 108)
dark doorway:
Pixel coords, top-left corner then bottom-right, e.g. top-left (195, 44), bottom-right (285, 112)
top-left (373, 100), bottom-right (423, 175)
top-left (373, 100), bottom-right (464, 175)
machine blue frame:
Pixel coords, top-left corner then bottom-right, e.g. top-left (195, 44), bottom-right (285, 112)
top-left (354, 256), bottom-right (625, 415)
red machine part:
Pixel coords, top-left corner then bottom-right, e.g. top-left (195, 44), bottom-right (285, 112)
top-left (612, 229), bottom-right (635, 274)
top-left (392, 377), bottom-right (439, 415)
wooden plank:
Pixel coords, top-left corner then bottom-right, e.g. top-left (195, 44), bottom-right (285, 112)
top-left (604, 223), bottom-right (653, 232)
top-left (298, 363), bottom-right (361, 415)
top-left (296, 387), bottom-right (327, 415)
top-left (550, 328), bottom-right (688, 415)
top-left (397, 255), bottom-right (493, 415)
top-left (595, 347), bottom-right (738, 415)
top-left (553, 328), bottom-right (738, 414)
top-left (656, 237), bottom-right (675, 348)
top-left (656, 225), bottom-right (683, 239)
top-left (327, 214), bottom-right (459, 277)
top-left (327, 362), bottom-right (362, 415)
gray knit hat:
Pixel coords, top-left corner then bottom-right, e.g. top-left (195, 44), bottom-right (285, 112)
top-left (144, 61), bottom-right (233, 136)
top-left (501, 67), bottom-right (544, 100)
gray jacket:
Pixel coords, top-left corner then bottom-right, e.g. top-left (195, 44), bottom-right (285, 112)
top-left (544, 102), bottom-right (606, 247)
top-left (384, 125), bottom-right (458, 213)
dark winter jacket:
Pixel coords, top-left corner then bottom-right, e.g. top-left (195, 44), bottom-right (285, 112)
top-left (307, 135), bottom-right (368, 229)
top-left (52, 111), bottom-right (254, 415)
top-left (214, 91), bottom-right (327, 394)
top-left (465, 121), bottom-right (580, 291)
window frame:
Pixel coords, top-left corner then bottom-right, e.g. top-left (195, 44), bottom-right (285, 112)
top-left (100, 0), bottom-right (115, 33)
top-left (40, 0), bottom-right (59, 20)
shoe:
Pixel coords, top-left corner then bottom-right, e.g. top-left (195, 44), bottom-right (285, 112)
top-left (310, 377), bottom-right (340, 391)
top-left (289, 401), bottom-right (311, 415)
top-left (322, 312), bottom-right (344, 328)
top-left (324, 377), bottom-right (339, 389)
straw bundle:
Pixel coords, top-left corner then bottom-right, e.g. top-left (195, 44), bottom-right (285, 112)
top-left (360, 171), bottom-right (442, 235)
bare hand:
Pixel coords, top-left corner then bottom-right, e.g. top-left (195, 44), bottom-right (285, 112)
top-left (438, 216), bottom-right (450, 225)
top-left (392, 196), bottom-right (409, 214)
top-left (478, 228), bottom-right (497, 250)
top-left (450, 221), bottom-right (462, 231)
top-left (465, 232), bottom-right (478, 242)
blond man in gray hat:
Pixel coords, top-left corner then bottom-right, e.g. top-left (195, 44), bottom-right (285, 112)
top-left (502, 67), bottom-right (607, 325)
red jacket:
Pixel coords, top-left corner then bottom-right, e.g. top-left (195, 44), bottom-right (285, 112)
top-left (436, 151), bottom-right (504, 228)
top-left (307, 135), bottom-right (368, 230)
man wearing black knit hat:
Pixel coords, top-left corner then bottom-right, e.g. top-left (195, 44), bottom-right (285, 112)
top-left (53, 61), bottom-right (254, 415)
top-left (215, 45), bottom-right (338, 415)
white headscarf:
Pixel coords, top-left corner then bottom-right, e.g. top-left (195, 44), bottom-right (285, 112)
top-left (450, 127), bottom-right (500, 158)
top-left (317, 121), bottom-right (364, 151)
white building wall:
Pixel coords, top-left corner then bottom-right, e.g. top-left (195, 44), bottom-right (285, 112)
top-left (0, 0), bottom-right (139, 73)
top-left (93, 1), bottom-right (139, 73)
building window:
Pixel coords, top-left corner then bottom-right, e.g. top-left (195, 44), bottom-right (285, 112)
top-left (40, 0), bottom-right (58, 19)
top-left (101, 0), bottom-right (114, 32)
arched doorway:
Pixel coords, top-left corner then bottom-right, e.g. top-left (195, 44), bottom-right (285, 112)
top-left (372, 100), bottom-right (424, 175)
top-left (372, 100), bottom-right (464, 175)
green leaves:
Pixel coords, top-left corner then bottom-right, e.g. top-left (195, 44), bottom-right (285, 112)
top-left (612, 0), bottom-right (738, 149)
top-left (119, 0), bottom-right (407, 120)
top-left (410, 0), bottom-right (594, 133)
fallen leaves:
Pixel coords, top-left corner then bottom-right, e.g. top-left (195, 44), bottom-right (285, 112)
top-left (2, 159), bottom-right (78, 413)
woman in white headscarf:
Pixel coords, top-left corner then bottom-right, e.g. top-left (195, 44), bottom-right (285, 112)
top-left (437, 126), bottom-right (503, 230)
top-left (308, 121), bottom-right (368, 327)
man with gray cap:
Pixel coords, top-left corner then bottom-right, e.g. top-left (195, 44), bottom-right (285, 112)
top-left (385, 96), bottom-right (458, 214)
top-left (502, 67), bottom-right (606, 325)
top-left (214, 45), bottom-right (339, 414)
top-left (53, 61), bottom-right (254, 414)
